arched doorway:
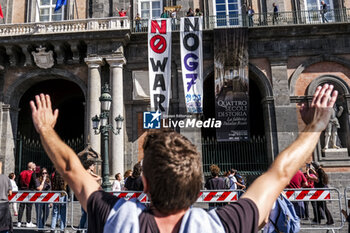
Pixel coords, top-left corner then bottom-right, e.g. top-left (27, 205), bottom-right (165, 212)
top-left (201, 71), bottom-right (268, 176)
top-left (16, 79), bottom-right (85, 174)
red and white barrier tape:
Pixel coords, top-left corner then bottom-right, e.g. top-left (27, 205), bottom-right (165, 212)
top-left (110, 191), bottom-right (240, 203)
top-left (8, 192), bottom-right (62, 203)
top-left (197, 191), bottom-right (238, 202)
top-left (285, 190), bottom-right (330, 201)
top-left (111, 192), bottom-right (149, 203)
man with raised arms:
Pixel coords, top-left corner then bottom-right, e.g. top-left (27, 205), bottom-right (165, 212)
top-left (30, 84), bottom-right (337, 233)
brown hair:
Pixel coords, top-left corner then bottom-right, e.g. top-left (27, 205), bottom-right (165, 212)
top-left (9, 173), bottom-right (15, 179)
top-left (210, 164), bottom-right (220, 177)
top-left (124, 170), bottom-right (132, 179)
top-left (143, 129), bottom-right (202, 214)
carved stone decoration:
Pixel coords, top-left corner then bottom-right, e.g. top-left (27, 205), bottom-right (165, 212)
top-left (31, 46), bottom-right (54, 69)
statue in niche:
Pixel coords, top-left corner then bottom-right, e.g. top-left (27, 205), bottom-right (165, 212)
top-left (324, 104), bottom-right (344, 149)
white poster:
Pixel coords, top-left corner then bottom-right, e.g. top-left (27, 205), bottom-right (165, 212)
top-left (148, 19), bottom-right (172, 114)
top-left (180, 17), bottom-right (203, 113)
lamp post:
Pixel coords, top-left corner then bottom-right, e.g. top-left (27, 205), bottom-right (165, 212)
top-left (91, 83), bottom-right (124, 191)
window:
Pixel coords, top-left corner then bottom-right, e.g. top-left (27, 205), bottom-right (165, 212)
top-left (214, 0), bottom-right (242, 27)
top-left (36, 0), bottom-right (64, 22)
top-left (304, 0), bottom-right (334, 23)
top-left (139, 0), bottom-right (162, 19)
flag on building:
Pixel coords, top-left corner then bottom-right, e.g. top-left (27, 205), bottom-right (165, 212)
top-left (0, 3), bottom-right (4, 19)
top-left (55, 0), bottom-right (67, 11)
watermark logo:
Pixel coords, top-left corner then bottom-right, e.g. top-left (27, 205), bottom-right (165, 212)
top-left (143, 111), bottom-right (161, 129)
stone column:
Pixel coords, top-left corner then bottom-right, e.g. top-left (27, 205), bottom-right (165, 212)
top-left (106, 55), bottom-right (126, 176)
top-left (85, 56), bottom-right (104, 154)
top-left (270, 58), bottom-right (298, 153)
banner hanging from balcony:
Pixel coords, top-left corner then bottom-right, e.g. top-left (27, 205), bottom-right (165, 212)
top-left (148, 19), bottom-right (172, 114)
top-left (180, 17), bottom-right (203, 113)
top-left (214, 28), bottom-right (249, 141)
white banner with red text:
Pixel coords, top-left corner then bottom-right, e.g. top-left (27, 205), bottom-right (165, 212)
top-left (148, 19), bottom-right (172, 114)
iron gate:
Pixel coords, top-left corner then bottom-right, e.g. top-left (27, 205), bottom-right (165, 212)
top-left (16, 133), bottom-right (84, 173)
top-left (202, 135), bottom-right (269, 176)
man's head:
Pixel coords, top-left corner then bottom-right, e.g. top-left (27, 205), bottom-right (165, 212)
top-left (321, 1), bottom-right (324, 4)
top-left (210, 164), bottom-right (220, 177)
top-left (272, 2), bottom-right (276, 6)
top-left (132, 162), bottom-right (142, 178)
top-left (230, 168), bottom-right (237, 175)
top-left (142, 129), bottom-right (202, 214)
top-left (115, 173), bottom-right (122, 181)
top-left (32, 163), bottom-right (36, 171)
top-left (83, 160), bottom-right (95, 171)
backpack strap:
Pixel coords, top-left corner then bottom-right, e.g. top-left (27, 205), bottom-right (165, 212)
top-left (269, 202), bottom-right (281, 233)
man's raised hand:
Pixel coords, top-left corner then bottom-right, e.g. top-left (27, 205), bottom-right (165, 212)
top-left (30, 94), bottom-right (59, 134)
top-left (300, 84), bottom-right (338, 131)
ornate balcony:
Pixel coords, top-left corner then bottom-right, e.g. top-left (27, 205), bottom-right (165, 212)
top-left (0, 17), bottom-right (130, 37)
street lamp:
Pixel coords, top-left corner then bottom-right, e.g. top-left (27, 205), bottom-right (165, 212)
top-left (91, 83), bottom-right (124, 191)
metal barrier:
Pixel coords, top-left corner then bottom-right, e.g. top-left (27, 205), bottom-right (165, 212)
top-left (8, 190), bottom-right (68, 232)
top-left (284, 188), bottom-right (343, 231)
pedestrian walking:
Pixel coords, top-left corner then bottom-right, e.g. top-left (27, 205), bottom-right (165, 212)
top-left (8, 173), bottom-right (18, 216)
top-left (0, 161), bottom-right (13, 233)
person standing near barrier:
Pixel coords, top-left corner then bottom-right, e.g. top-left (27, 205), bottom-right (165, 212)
top-left (272, 3), bottom-right (279, 25)
top-left (17, 162), bottom-right (36, 228)
top-left (205, 164), bottom-right (226, 209)
top-left (29, 84), bottom-right (338, 233)
top-left (50, 171), bottom-right (67, 233)
top-left (35, 167), bottom-right (51, 230)
top-left (286, 170), bottom-right (308, 219)
top-left (112, 173), bottom-right (122, 192)
top-left (124, 162), bottom-right (143, 191)
top-left (0, 161), bottom-right (13, 233)
top-left (304, 164), bottom-right (318, 221)
top-left (8, 173), bottom-right (18, 216)
top-left (79, 160), bottom-right (101, 230)
top-left (320, 1), bottom-right (328, 23)
top-left (311, 161), bottom-right (334, 225)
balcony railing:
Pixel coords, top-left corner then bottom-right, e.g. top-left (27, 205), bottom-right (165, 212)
top-left (0, 8), bottom-right (349, 37)
top-left (131, 8), bottom-right (350, 32)
top-left (0, 17), bottom-right (129, 37)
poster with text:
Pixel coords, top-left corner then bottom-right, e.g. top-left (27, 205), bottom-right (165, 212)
top-left (148, 19), bottom-right (172, 114)
top-left (180, 17), bottom-right (203, 113)
top-left (214, 28), bottom-right (249, 141)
